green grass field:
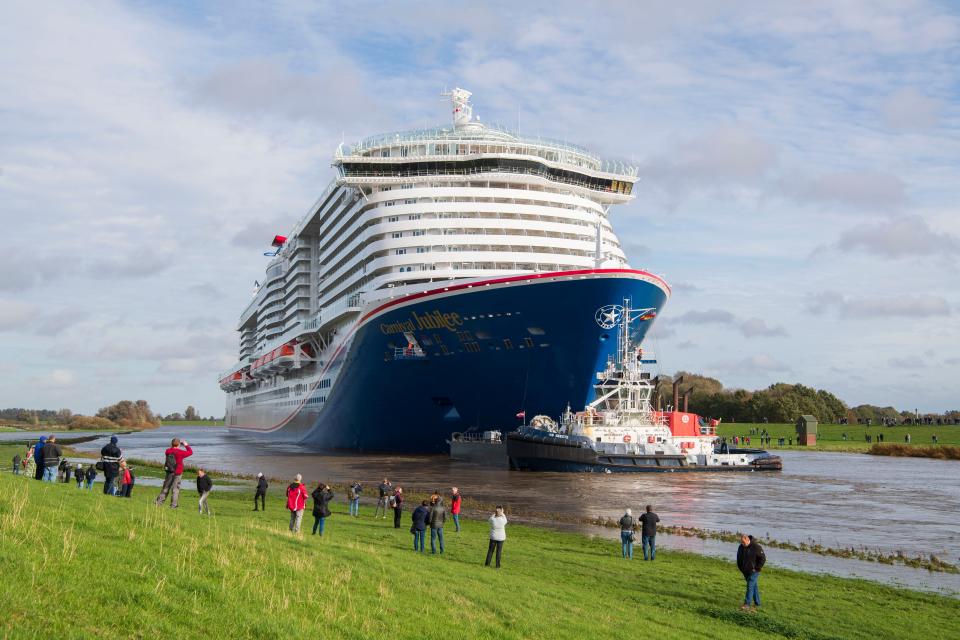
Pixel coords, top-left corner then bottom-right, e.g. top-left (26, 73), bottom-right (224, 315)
top-left (1, 463), bottom-right (957, 639)
top-left (716, 422), bottom-right (960, 451)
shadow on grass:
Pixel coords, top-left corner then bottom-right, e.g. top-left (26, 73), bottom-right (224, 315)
top-left (697, 606), bottom-right (845, 640)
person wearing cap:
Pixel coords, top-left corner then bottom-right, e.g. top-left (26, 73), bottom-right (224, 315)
top-left (286, 474), bottom-right (308, 533)
top-left (100, 435), bottom-right (123, 495)
top-left (254, 472), bottom-right (268, 511)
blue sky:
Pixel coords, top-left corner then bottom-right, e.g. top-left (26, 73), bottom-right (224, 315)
top-left (2, 0), bottom-right (959, 417)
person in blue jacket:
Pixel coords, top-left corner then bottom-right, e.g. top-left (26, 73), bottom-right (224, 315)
top-left (33, 436), bottom-right (46, 480)
top-left (410, 500), bottom-right (429, 552)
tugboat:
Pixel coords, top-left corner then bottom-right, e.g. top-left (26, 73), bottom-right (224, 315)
top-left (506, 300), bottom-right (783, 473)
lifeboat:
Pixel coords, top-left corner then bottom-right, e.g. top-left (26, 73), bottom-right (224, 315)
top-left (273, 342), bottom-right (297, 370)
top-left (226, 371), bottom-right (244, 391)
top-left (263, 350), bottom-right (279, 373)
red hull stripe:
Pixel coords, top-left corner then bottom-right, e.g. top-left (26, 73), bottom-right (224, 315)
top-left (231, 268), bottom-right (669, 433)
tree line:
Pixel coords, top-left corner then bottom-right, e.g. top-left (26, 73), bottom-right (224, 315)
top-left (654, 372), bottom-right (960, 425)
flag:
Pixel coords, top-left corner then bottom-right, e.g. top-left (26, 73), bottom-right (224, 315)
top-left (639, 310), bottom-right (657, 321)
top-left (516, 411), bottom-right (525, 419)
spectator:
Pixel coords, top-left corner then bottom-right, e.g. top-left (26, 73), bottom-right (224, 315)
top-left (311, 483), bottom-right (333, 535)
top-left (411, 500), bottom-right (429, 552)
top-left (618, 508), bottom-right (635, 559)
top-left (429, 496), bottom-right (446, 554)
top-left (450, 487), bottom-right (462, 533)
top-left (155, 438), bottom-right (193, 508)
top-left (639, 505), bottom-right (660, 561)
top-left (12, 452), bottom-right (21, 475)
top-left (254, 472), bottom-right (268, 511)
top-left (62, 460), bottom-right (72, 484)
top-left (40, 436), bottom-right (62, 483)
top-left (197, 469), bottom-right (213, 515)
top-left (57, 458), bottom-right (67, 483)
top-left (119, 462), bottom-right (134, 498)
top-left (905, 433), bottom-right (911, 444)
top-left (348, 481), bottom-right (362, 517)
top-left (33, 436), bottom-right (46, 480)
top-left (736, 534), bottom-right (766, 611)
top-left (84, 464), bottom-right (96, 490)
top-left (100, 436), bottom-right (122, 496)
top-left (286, 474), bottom-right (308, 533)
top-left (392, 487), bottom-right (404, 529)
top-left (933, 434), bottom-right (939, 444)
top-left (375, 478), bottom-right (392, 519)
top-left (75, 463), bottom-right (84, 488)
top-left (485, 506), bottom-right (508, 569)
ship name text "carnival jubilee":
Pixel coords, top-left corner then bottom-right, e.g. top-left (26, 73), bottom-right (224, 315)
top-left (379, 310), bottom-right (464, 335)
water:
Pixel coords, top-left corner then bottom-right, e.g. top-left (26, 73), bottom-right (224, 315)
top-left (56, 426), bottom-right (960, 595)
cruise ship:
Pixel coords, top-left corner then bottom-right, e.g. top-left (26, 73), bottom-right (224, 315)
top-left (221, 89), bottom-right (671, 452)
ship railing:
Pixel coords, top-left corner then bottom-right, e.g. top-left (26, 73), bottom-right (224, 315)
top-left (340, 165), bottom-right (635, 194)
top-left (451, 431), bottom-right (502, 443)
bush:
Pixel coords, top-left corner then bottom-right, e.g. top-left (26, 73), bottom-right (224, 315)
top-left (67, 416), bottom-right (117, 430)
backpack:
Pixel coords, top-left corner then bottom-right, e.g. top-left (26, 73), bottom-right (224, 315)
top-left (164, 452), bottom-right (178, 473)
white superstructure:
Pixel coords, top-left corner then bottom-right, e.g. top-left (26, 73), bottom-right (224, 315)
top-left (224, 88), bottom-right (640, 382)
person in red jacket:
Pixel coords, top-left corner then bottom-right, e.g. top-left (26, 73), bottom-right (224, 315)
top-left (119, 461), bottom-right (134, 498)
top-left (155, 438), bottom-right (193, 508)
top-left (286, 473), bottom-right (308, 533)
top-left (450, 487), bottom-right (462, 532)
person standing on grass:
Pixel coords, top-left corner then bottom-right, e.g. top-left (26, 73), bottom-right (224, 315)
top-left (12, 452), bottom-right (21, 475)
top-left (639, 505), bottom-right (660, 561)
top-left (375, 478), bottom-right (392, 519)
top-left (100, 436), bottom-right (123, 496)
top-left (450, 487), bottom-right (462, 532)
top-left (429, 496), bottom-right (446, 554)
top-left (75, 463), bottom-right (84, 488)
top-left (197, 469), bottom-right (213, 515)
top-left (411, 500), bottom-right (429, 552)
top-left (254, 472), bottom-right (268, 511)
top-left (155, 438), bottom-right (192, 508)
top-left (485, 506), bottom-right (507, 569)
top-left (286, 474), bottom-right (308, 533)
top-left (63, 460), bottom-right (72, 484)
top-left (119, 462), bottom-right (134, 497)
top-left (392, 487), bottom-right (404, 528)
top-left (24, 446), bottom-right (36, 479)
top-left (33, 436), bottom-right (46, 480)
top-left (41, 436), bottom-right (62, 483)
top-left (348, 481), bottom-right (362, 517)
top-left (57, 458), bottom-right (67, 483)
top-left (736, 534), bottom-right (766, 611)
top-left (84, 464), bottom-right (96, 489)
top-left (311, 483), bottom-right (333, 535)
top-left (618, 508), bottom-right (636, 559)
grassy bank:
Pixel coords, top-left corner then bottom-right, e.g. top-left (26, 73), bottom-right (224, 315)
top-left (868, 443), bottom-right (960, 460)
top-left (716, 422), bottom-right (959, 452)
top-left (1, 473), bottom-right (958, 639)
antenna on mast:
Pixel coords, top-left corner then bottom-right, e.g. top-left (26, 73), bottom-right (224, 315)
top-left (441, 87), bottom-right (473, 128)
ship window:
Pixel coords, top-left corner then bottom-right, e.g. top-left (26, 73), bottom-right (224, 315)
top-left (395, 249), bottom-right (406, 255)
top-left (524, 337), bottom-right (534, 348)
top-left (416, 247), bottom-right (428, 254)
top-left (388, 216), bottom-right (399, 222)
top-left (413, 230), bottom-right (425, 236)
top-left (527, 327), bottom-right (545, 335)
top-left (408, 214), bottom-right (421, 220)
top-left (392, 232), bottom-right (403, 239)
top-left (503, 338), bottom-right (513, 350)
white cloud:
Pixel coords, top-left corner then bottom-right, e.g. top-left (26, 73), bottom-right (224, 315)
top-left (0, 300), bottom-right (37, 331)
top-left (882, 88), bottom-right (943, 131)
top-left (805, 291), bottom-right (951, 318)
top-left (826, 215), bottom-right (960, 259)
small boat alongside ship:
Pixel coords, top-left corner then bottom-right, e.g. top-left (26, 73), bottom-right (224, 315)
top-left (505, 301), bottom-right (783, 473)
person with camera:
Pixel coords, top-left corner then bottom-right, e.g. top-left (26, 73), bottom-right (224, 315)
top-left (286, 474), bottom-right (308, 533)
top-left (348, 481), bottom-right (362, 517)
top-left (618, 508), bottom-right (636, 560)
top-left (254, 472), bottom-right (268, 511)
top-left (311, 482), bottom-right (334, 535)
top-left (375, 478), bottom-right (392, 519)
top-left (392, 487), bottom-right (404, 529)
top-left (155, 438), bottom-right (192, 508)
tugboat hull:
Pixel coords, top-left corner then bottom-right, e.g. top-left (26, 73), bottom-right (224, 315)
top-left (506, 432), bottom-right (783, 473)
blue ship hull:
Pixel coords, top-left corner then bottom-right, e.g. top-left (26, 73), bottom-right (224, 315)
top-left (229, 271), bottom-right (670, 452)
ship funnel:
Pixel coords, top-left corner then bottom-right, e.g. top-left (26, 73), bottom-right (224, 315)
top-left (672, 376), bottom-right (684, 412)
top-left (683, 391), bottom-right (690, 413)
top-left (443, 87), bottom-right (473, 128)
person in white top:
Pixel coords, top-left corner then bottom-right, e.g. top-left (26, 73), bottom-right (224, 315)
top-left (485, 505), bottom-right (508, 568)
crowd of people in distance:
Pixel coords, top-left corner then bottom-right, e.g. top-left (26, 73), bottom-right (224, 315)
top-left (281, 475), bottom-right (504, 567)
top-left (11, 435), bottom-right (213, 514)
top-left (11, 434), bottom-right (769, 606)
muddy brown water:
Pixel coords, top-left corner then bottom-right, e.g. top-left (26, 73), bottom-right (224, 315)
top-left (39, 426), bottom-right (958, 596)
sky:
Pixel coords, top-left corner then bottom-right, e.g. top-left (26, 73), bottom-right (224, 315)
top-left (1, 0), bottom-right (959, 417)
